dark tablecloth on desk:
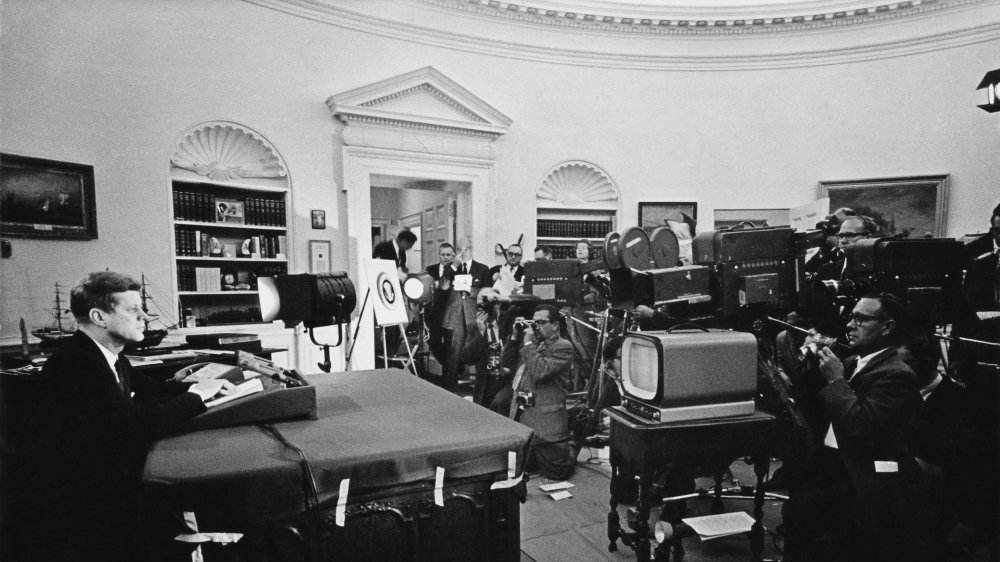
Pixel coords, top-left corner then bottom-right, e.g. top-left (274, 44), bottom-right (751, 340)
top-left (143, 369), bottom-right (533, 530)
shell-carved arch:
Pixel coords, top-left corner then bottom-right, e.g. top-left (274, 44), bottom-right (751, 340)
top-left (170, 121), bottom-right (288, 182)
top-left (536, 161), bottom-right (619, 206)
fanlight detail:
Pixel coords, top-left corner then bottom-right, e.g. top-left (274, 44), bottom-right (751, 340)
top-left (537, 161), bottom-right (618, 206)
top-left (171, 123), bottom-right (287, 182)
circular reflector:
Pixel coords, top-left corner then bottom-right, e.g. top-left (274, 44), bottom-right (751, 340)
top-left (403, 272), bottom-right (433, 304)
top-left (603, 231), bottom-right (623, 269)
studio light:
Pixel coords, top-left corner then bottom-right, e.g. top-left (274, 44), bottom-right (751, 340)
top-left (258, 272), bottom-right (358, 372)
top-left (402, 272), bottom-right (434, 305)
top-left (259, 272), bottom-right (357, 328)
top-left (976, 69), bottom-right (1000, 113)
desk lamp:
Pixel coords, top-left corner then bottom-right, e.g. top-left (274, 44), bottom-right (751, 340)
top-left (259, 272), bottom-right (357, 372)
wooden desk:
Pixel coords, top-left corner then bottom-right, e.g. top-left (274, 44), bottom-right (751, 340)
top-left (143, 369), bottom-right (533, 562)
top-left (605, 407), bottom-right (775, 562)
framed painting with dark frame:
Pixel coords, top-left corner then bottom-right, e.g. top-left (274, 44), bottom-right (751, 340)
top-left (0, 153), bottom-right (97, 239)
top-left (638, 202), bottom-right (697, 232)
top-left (714, 208), bottom-right (790, 229)
top-left (819, 175), bottom-right (949, 238)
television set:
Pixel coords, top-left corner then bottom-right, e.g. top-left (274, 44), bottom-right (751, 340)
top-left (619, 329), bottom-right (757, 423)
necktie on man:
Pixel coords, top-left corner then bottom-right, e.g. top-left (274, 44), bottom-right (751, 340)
top-left (114, 358), bottom-right (130, 397)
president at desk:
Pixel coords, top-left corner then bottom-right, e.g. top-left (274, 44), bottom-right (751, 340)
top-left (1, 272), bottom-right (224, 561)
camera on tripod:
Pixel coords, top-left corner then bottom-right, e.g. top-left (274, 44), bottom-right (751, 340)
top-left (515, 390), bottom-right (535, 407)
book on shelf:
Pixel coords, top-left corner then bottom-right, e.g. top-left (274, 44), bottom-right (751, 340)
top-left (195, 267), bottom-right (222, 292)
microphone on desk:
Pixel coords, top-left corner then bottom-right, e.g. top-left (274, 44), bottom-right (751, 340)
top-left (235, 350), bottom-right (303, 387)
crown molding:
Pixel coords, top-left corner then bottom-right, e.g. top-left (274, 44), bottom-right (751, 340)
top-left (247, 0), bottom-right (1000, 70)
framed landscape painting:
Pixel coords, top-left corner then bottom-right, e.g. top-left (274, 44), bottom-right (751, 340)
top-left (819, 175), bottom-right (949, 238)
top-left (0, 153), bottom-right (97, 239)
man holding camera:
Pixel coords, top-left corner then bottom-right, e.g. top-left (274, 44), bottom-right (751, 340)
top-left (506, 305), bottom-right (576, 480)
top-left (784, 293), bottom-right (929, 562)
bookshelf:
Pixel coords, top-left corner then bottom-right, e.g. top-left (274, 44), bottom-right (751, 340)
top-left (171, 179), bottom-right (288, 326)
top-left (536, 208), bottom-right (616, 260)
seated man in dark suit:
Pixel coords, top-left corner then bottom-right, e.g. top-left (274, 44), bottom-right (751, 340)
top-left (806, 215), bottom-right (879, 339)
top-left (373, 229), bottom-right (417, 280)
top-left (2, 272), bottom-right (225, 561)
top-left (488, 243), bottom-right (524, 296)
top-left (784, 293), bottom-right (930, 562)
top-left (899, 335), bottom-right (990, 559)
top-left (462, 289), bottom-right (516, 410)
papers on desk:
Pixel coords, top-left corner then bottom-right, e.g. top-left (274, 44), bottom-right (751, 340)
top-left (539, 481), bottom-right (574, 500)
top-left (205, 378), bottom-right (263, 408)
top-left (682, 511), bottom-right (755, 541)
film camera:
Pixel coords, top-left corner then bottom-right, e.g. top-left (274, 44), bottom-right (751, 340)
top-left (820, 236), bottom-right (965, 325)
top-left (515, 389), bottom-right (535, 407)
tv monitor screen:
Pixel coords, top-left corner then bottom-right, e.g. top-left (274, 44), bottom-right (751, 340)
top-left (621, 335), bottom-right (661, 401)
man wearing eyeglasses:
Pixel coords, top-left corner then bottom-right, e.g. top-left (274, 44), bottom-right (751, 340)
top-left (489, 244), bottom-right (524, 295)
top-left (3, 272), bottom-right (227, 561)
top-left (807, 215), bottom-right (879, 339)
top-left (505, 305), bottom-right (576, 480)
top-left (784, 293), bottom-right (929, 562)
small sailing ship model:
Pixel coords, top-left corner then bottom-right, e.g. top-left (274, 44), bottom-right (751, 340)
top-left (31, 283), bottom-right (75, 345)
top-left (127, 274), bottom-right (169, 350)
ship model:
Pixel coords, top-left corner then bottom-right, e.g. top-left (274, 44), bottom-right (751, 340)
top-left (126, 274), bottom-right (170, 351)
top-left (31, 283), bottom-right (75, 345)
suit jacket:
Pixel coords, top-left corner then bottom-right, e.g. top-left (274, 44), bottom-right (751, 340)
top-left (508, 334), bottom-right (573, 442)
top-left (5, 331), bottom-right (205, 558)
top-left (426, 262), bottom-right (454, 282)
top-left (373, 240), bottom-right (406, 271)
top-left (455, 260), bottom-right (492, 290)
top-left (963, 251), bottom-right (999, 312)
top-left (817, 348), bottom-right (927, 539)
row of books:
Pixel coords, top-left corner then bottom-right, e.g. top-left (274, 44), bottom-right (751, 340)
top-left (537, 219), bottom-right (613, 239)
top-left (175, 227), bottom-right (287, 259)
top-left (173, 189), bottom-right (286, 226)
top-left (550, 245), bottom-right (605, 260)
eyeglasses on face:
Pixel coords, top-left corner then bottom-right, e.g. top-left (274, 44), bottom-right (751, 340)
top-left (838, 232), bottom-right (866, 239)
top-left (507, 252), bottom-right (522, 257)
top-left (533, 319), bottom-right (551, 326)
top-left (849, 312), bottom-right (888, 325)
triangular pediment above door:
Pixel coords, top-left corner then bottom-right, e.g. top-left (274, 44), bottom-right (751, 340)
top-left (326, 67), bottom-right (511, 138)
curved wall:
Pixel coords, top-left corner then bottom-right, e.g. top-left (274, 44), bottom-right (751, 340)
top-left (1, 0), bottom-right (998, 343)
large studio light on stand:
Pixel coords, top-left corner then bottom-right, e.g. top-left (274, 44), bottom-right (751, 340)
top-left (259, 272), bottom-right (357, 373)
top-left (402, 272), bottom-right (435, 375)
top-left (977, 69), bottom-right (1000, 113)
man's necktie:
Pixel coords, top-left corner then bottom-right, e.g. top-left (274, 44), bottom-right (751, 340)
top-left (460, 263), bottom-right (467, 275)
top-left (114, 358), bottom-right (130, 397)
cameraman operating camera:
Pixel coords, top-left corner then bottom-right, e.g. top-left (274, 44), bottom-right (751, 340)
top-left (506, 305), bottom-right (576, 480)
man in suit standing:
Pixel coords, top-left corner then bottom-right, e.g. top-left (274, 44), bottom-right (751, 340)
top-left (489, 243), bottom-right (524, 295)
top-left (2, 272), bottom-right (223, 561)
top-left (425, 242), bottom-right (456, 283)
top-left (373, 229), bottom-right (417, 280)
top-left (506, 305), bottom-right (576, 480)
top-left (453, 237), bottom-right (492, 292)
top-left (784, 293), bottom-right (929, 562)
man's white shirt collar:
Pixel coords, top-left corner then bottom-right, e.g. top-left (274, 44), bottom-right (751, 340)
top-left (82, 331), bottom-right (121, 383)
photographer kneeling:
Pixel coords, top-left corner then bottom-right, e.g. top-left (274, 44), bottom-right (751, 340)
top-left (506, 305), bottom-right (576, 480)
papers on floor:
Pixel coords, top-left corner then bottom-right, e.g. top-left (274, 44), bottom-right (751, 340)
top-left (205, 378), bottom-right (263, 408)
top-left (538, 481), bottom-right (574, 492)
top-left (539, 481), bottom-right (574, 500)
top-left (681, 511), bottom-right (755, 541)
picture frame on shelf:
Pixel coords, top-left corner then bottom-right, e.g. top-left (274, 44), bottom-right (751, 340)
top-left (638, 202), bottom-right (698, 232)
top-left (311, 209), bottom-right (326, 229)
top-left (0, 153), bottom-right (97, 239)
top-left (215, 198), bottom-right (245, 224)
top-left (310, 239), bottom-right (331, 273)
top-left (819, 175), bottom-right (949, 238)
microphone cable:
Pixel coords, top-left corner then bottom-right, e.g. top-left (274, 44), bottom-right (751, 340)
top-left (262, 423), bottom-right (325, 559)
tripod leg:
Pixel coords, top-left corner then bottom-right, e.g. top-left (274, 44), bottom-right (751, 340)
top-left (399, 324), bottom-right (419, 376)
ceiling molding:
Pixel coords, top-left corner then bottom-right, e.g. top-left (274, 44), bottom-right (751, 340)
top-left (247, 0), bottom-right (1000, 70)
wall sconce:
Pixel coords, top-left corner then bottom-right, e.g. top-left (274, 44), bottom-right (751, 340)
top-left (977, 69), bottom-right (1000, 113)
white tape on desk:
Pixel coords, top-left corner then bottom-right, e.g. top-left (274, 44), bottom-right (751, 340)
top-left (508, 451), bottom-right (517, 480)
top-left (435, 466), bottom-right (445, 506)
top-left (336, 479), bottom-right (350, 527)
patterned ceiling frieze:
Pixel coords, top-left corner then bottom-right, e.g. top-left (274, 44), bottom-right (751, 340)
top-left (248, 0), bottom-right (1000, 70)
top-left (359, 83), bottom-right (489, 123)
